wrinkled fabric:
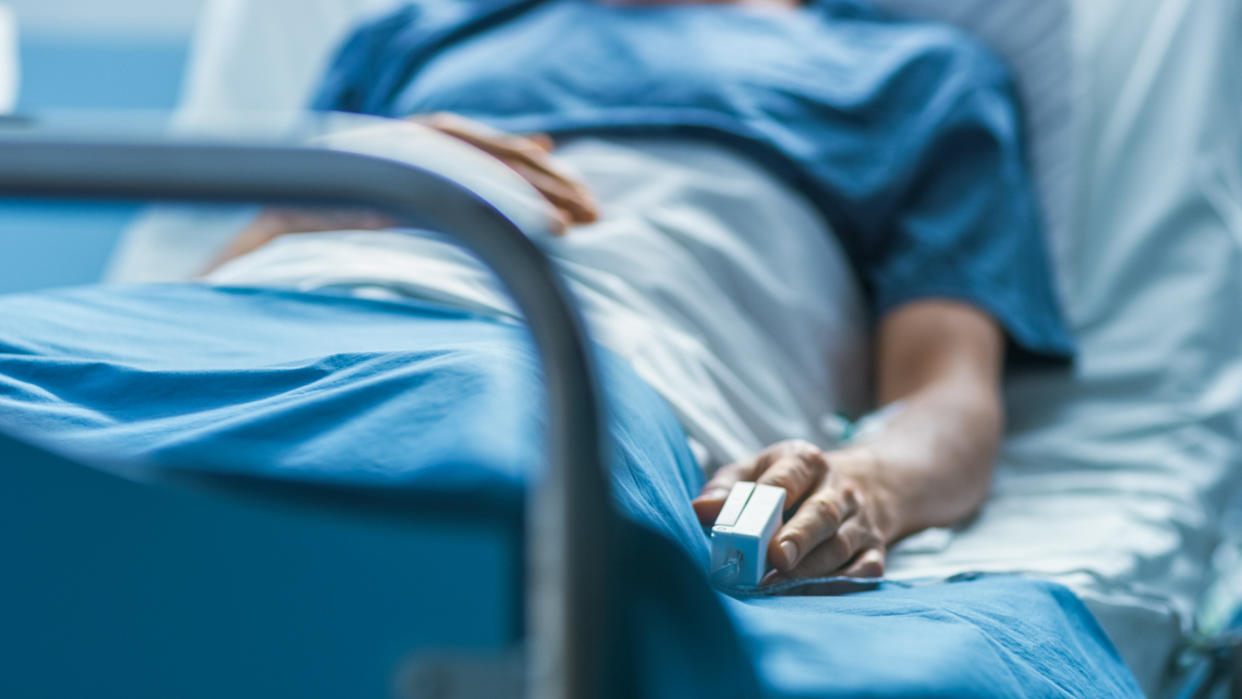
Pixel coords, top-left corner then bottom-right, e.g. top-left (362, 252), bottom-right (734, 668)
top-left (0, 284), bottom-right (1139, 695)
top-left (0, 283), bottom-right (707, 556)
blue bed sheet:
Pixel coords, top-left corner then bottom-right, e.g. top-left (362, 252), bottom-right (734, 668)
top-left (0, 284), bottom-right (1140, 697)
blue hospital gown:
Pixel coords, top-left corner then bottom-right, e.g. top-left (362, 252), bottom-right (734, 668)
top-left (314, 0), bottom-right (1075, 363)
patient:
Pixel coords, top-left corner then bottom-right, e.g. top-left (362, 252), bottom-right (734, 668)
top-left (205, 0), bottom-right (1073, 584)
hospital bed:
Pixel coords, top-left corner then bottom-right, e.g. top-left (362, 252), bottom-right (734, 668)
top-left (0, 117), bottom-right (1151, 699)
top-left (1, 0), bottom-right (1241, 696)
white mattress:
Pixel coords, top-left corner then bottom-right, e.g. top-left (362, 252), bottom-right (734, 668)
top-left (888, 0), bottom-right (1242, 692)
top-left (107, 0), bottom-right (1242, 693)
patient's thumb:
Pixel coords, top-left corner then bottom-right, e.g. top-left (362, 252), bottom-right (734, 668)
top-left (693, 460), bottom-right (754, 524)
top-left (691, 488), bottom-right (729, 524)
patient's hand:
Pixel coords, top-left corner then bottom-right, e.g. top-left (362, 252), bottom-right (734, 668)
top-left (411, 113), bottom-right (599, 235)
top-left (693, 441), bottom-right (894, 581)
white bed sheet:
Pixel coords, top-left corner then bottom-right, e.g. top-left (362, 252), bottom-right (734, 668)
top-left (888, 0), bottom-right (1242, 692)
top-left (106, 0), bottom-right (1242, 693)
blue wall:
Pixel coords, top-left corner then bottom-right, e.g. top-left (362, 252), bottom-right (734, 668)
top-left (0, 36), bottom-right (188, 294)
top-left (17, 36), bottom-right (188, 111)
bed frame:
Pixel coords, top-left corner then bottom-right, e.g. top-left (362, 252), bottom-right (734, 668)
top-left (0, 133), bottom-right (1236, 699)
top-left (0, 134), bottom-right (613, 699)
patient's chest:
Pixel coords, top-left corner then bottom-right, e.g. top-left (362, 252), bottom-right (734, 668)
top-left (393, 0), bottom-right (860, 126)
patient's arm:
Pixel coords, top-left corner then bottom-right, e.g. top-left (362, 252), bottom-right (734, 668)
top-left (693, 300), bottom-right (1003, 580)
top-left (203, 208), bottom-right (393, 274)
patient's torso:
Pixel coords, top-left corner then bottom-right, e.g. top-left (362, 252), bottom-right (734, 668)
top-left (208, 136), bottom-right (869, 467)
top-left (315, 0), bottom-right (1074, 366)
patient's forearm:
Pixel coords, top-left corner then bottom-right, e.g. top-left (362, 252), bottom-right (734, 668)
top-left (692, 299), bottom-right (1004, 579)
top-left (201, 208), bottom-right (392, 276)
top-left (862, 300), bottom-right (1004, 539)
top-left (856, 367), bottom-right (1002, 540)
top-left (201, 216), bottom-right (284, 275)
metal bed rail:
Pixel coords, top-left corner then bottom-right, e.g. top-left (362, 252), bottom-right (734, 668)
top-left (0, 135), bottom-right (613, 699)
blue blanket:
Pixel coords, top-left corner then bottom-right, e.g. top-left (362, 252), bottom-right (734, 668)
top-left (0, 284), bottom-right (1139, 697)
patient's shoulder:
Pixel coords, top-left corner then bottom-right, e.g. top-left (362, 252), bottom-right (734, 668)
top-left (850, 13), bottom-right (1022, 134)
top-left (868, 15), bottom-right (1015, 94)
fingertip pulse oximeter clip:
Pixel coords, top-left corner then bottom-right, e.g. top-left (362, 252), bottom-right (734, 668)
top-left (709, 482), bottom-right (786, 589)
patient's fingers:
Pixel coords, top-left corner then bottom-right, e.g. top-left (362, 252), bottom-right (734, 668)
top-left (770, 486), bottom-right (858, 571)
top-left (782, 518), bottom-right (879, 579)
top-left (840, 547), bottom-right (886, 579)
top-left (693, 439), bottom-right (827, 526)
top-left (414, 112), bottom-right (507, 143)
top-left (487, 143), bottom-right (599, 223)
top-left (510, 164), bottom-right (600, 229)
top-left (692, 460), bottom-right (755, 524)
top-left (415, 113), bottom-right (599, 227)
top-left (755, 443), bottom-right (828, 511)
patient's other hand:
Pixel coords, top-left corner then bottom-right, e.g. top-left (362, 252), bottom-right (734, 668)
top-left (410, 112), bottom-right (599, 235)
top-left (692, 440), bottom-right (895, 581)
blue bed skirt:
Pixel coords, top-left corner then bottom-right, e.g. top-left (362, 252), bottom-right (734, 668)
top-left (0, 284), bottom-right (1141, 697)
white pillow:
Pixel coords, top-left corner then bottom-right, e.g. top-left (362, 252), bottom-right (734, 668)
top-left (106, 0), bottom-right (402, 282)
top-left (178, 0), bottom-right (401, 117)
top-left (108, 0), bottom-right (1077, 284)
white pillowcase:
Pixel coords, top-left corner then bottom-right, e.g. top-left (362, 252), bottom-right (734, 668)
top-left (108, 0), bottom-right (1077, 285)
